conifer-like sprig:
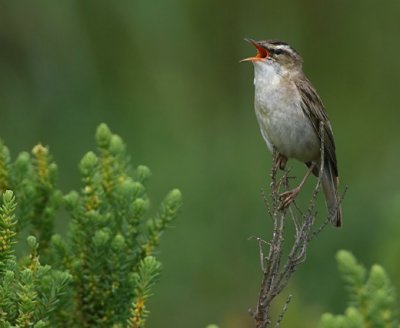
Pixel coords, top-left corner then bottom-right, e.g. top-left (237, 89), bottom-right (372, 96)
top-left (30, 144), bottom-right (62, 255)
top-left (127, 256), bottom-right (162, 328)
top-left (0, 190), bottom-right (17, 276)
top-left (143, 189), bottom-right (183, 256)
top-left (318, 250), bottom-right (399, 328)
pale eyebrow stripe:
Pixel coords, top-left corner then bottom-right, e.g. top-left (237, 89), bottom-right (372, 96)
top-left (271, 44), bottom-right (297, 57)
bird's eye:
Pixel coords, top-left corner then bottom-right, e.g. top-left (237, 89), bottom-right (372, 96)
top-left (274, 49), bottom-right (285, 55)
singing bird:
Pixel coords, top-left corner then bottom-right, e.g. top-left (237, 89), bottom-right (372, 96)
top-left (241, 39), bottom-right (342, 226)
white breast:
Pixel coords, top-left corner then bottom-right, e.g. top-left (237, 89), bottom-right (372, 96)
top-left (253, 61), bottom-right (320, 162)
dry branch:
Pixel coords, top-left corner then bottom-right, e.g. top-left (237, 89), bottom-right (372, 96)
top-left (251, 122), bottom-right (340, 327)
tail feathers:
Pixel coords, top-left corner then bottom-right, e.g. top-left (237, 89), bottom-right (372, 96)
top-left (321, 164), bottom-right (342, 227)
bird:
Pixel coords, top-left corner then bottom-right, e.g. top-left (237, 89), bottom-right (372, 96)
top-left (241, 38), bottom-right (342, 227)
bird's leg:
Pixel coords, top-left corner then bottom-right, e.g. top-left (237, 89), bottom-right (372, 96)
top-left (279, 163), bottom-right (316, 209)
top-left (274, 153), bottom-right (288, 171)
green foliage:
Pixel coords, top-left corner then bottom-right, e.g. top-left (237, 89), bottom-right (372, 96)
top-left (0, 124), bottom-right (182, 327)
top-left (318, 250), bottom-right (399, 328)
top-left (0, 191), bottom-right (71, 327)
top-left (127, 256), bottom-right (162, 328)
top-left (0, 139), bottom-right (62, 258)
top-left (0, 190), bottom-right (17, 275)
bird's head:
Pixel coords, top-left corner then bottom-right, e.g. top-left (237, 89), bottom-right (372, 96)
top-left (241, 39), bottom-right (303, 72)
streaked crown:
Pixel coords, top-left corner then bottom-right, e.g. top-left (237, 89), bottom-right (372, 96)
top-left (259, 40), bottom-right (302, 66)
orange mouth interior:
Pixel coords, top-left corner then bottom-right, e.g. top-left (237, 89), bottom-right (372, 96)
top-left (254, 44), bottom-right (269, 59)
top-left (241, 39), bottom-right (269, 62)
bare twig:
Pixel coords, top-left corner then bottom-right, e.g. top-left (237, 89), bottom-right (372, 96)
top-left (250, 122), bottom-right (342, 328)
top-left (274, 294), bottom-right (292, 328)
top-left (249, 236), bottom-right (268, 272)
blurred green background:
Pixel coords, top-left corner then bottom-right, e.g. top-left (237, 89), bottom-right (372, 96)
top-left (1, 1), bottom-right (400, 327)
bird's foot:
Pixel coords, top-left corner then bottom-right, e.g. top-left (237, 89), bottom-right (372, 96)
top-left (274, 154), bottom-right (288, 171)
top-left (279, 187), bottom-right (300, 210)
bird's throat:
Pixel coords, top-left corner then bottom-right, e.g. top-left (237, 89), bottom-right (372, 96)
top-left (253, 61), bottom-right (282, 91)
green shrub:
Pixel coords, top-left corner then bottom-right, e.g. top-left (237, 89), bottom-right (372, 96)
top-left (0, 124), bottom-right (182, 327)
top-left (318, 250), bottom-right (399, 328)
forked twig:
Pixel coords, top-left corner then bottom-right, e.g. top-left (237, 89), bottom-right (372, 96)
top-left (250, 122), bottom-right (344, 327)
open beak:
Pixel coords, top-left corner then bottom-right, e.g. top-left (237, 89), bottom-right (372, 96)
top-left (240, 38), bottom-right (269, 62)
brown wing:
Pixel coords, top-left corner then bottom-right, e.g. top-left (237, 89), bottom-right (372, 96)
top-left (295, 76), bottom-right (338, 177)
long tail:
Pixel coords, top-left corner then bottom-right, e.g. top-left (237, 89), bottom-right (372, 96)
top-left (320, 163), bottom-right (342, 227)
